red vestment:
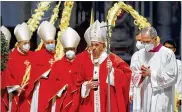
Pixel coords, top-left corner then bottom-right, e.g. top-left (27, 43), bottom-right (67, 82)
top-left (76, 52), bottom-right (131, 112)
top-left (1, 70), bottom-right (9, 112)
top-left (27, 46), bottom-right (55, 112)
top-left (44, 56), bottom-right (80, 112)
top-left (3, 48), bottom-right (34, 112)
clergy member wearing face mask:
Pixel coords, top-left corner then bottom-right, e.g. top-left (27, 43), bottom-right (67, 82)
top-left (42, 27), bottom-right (81, 112)
top-left (129, 30), bottom-right (144, 112)
top-left (75, 20), bottom-right (132, 112)
top-left (3, 22), bottom-right (34, 112)
top-left (27, 21), bottom-right (57, 112)
top-left (132, 27), bottom-right (178, 112)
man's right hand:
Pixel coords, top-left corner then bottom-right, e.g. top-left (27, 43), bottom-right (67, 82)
top-left (86, 79), bottom-right (99, 90)
top-left (16, 86), bottom-right (25, 96)
top-left (129, 95), bottom-right (133, 103)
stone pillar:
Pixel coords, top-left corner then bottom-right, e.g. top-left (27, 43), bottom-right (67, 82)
top-left (1, 1), bottom-right (31, 27)
top-left (155, 1), bottom-right (173, 43)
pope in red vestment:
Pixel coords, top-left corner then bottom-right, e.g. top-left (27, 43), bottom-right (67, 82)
top-left (42, 27), bottom-right (81, 112)
top-left (75, 20), bottom-right (132, 112)
top-left (27, 21), bottom-right (57, 112)
top-left (2, 22), bottom-right (34, 112)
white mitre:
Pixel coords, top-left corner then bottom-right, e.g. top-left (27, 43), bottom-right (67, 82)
top-left (100, 21), bottom-right (107, 39)
top-left (61, 27), bottom-right (80, 48)
top-left (84, 26), bottom-right (91, 46)
top-left (85, 20), bottom-right (107, 43)
top-left (0, 26), bottom-right (11, 44)
top-left (37, 21), bottom-right (56, 42)
top-left (14, 22), bottom-right (31, 42)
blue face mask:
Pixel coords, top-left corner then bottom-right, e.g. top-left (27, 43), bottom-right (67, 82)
top-left (45, 43), bottom-right (55, 52)
top-left (66, 50), bottom-right (75, 60)
top-left (22, 43), bottom-right (30, 51)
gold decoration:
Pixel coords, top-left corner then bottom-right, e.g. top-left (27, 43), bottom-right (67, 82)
top-left (55, 1), bottom-right (74, 60)
top-left (36, 2), bottom-right (61, 51)
top-left (90, 8), bottom-right (94, 25)
top-left (13, 2), bottom-right (51, 49)
top-left (21, 60), bottom-right (31, 88)
top-left (175, 90), bottom-right (180, 112)
top-left (19, 2), bottom-right (52, 90)
top-left (107, 1), bottom-right (151, 37)
top-left (27, 2), bottom-right (52, 36)
top-left (107, 2), bottom-right (182, 111)
top-left (50, 2), bottom-right (61, 24)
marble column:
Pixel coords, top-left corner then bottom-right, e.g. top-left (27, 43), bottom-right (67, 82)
top-left (155, 1), bottom-right (173, 43)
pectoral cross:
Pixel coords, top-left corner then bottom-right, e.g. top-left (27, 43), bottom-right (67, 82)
top-left (93, 59), bottom-right (99, 66)
top-left (49, 58), bottom-right (55, 67)
top-left (95, 71), bottom-right (97, 74)
top-left (24, 60), bottom-right (30, 67)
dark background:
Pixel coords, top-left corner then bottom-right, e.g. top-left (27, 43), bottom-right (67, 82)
top-left (1, 1), bottom-right (181, 64)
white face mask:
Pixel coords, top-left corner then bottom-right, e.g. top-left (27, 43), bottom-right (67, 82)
top-left (144, 43), bottom-right (154, 52)
top-left (66, 50), bottom-right (75, 60)
top-left (45, 43), bottom-right (55, 52)
top-left (22, 43), bottom-right (30, 51)
top-left (136, 41), bottom-right (144, 50)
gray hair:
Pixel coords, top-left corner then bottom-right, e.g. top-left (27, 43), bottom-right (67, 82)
top-left (141, 27), bottom-right (158, 38)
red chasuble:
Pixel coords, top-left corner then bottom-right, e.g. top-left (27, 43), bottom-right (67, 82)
top-left (43, 56), bottom-right (81, 112)
top-left (76, 52), bottom-right (132, 112)
top-left (3, 48), bottom-right (34, 112)
top-left (27, 46), bottom-right (55, 112)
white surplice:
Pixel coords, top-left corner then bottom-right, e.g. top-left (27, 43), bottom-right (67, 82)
top-left (132, 46), bottom-right (178, 112)
top-left (7, 85), bottom-right (20, 112)
top-left (175, 59), bottom-right (182, 100)
top-left (130, 51), bottom-right (142, 112)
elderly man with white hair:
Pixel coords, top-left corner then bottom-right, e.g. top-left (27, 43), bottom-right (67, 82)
top-left (131, 27), bottom-right (178, 112)
top-left (76, 20), bottom-right (132, 112)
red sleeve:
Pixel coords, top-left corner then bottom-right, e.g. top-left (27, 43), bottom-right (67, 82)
top-left (1, 69), bottom-right (9, 90)
top-left (74, 54), bottom-right (87, 88)
top-left (1, 69), bottom-right (10, 109)
top-left (111, 53), bottom-right (132, 112)
top-left (24, 62), bottom-right (44, 98)
top-left (4, 62), bottom-right (19, 87)
top-left (44, 61), bottom-right (68, 102)
top-left (26, 53), bottom-right (52, 98)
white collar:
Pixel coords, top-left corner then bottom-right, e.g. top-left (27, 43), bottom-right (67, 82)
top-left (91, 50), bottom-right (107, 65)
top-left (17, 47), bottom-right (26, 55)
